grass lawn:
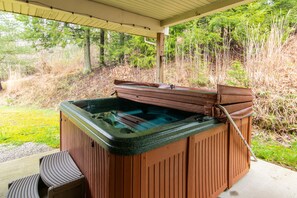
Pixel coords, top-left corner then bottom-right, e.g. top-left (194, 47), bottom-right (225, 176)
top-left (0, 106), bottom-right (59, 148)
top-left (252, 134), bottom-right (297, 171)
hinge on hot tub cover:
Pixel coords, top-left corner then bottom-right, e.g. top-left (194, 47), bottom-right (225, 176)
top-left (111, 90), bottom-right (117, 96)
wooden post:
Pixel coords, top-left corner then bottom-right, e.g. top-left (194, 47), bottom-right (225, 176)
top-left (156, 33), bottom-right (164, 83)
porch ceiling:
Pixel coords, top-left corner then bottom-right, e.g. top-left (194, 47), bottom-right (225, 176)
top-left (0, 0), bottom-right (253, 38)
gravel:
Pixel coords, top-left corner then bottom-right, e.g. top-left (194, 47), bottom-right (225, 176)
top-left (0, 142), bottom-right (54, 163)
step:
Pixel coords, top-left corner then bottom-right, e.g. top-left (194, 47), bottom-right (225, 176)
top-left (40, 151), bottom-right (83, 188)
top-left (7, 174), bottom-right (40, 198)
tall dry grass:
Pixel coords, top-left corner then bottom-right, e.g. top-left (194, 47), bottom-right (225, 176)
top-left (242, 16), bottom-right (297, 133)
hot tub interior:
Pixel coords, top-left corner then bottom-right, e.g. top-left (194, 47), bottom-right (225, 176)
top-left (71, 98), bottom-right (211, 133)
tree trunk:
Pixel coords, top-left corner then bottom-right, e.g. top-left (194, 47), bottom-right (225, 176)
top-left (221, 26), bottom-right (225, 38)
top-left (0, 81), bottom-right (2, 91)
top-left (83, 28), bottom-right (92, 74)
top-left (100, 29), bottom-right (105, 66)
top-left (119, 33), bottom-right (125, 64)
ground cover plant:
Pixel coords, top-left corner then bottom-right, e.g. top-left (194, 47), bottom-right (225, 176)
top-left (253, 132), bottom-right (297, 170)
top-left (0, 106), bottom-right (59, 148)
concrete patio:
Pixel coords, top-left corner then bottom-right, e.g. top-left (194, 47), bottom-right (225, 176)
top-left (220, 160), bottom-right (297, 198)
top-left (0, 151), bottom-right (296, 198)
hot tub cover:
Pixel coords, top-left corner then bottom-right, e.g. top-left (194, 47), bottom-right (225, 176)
top-left (114, 80), bottom-right (253, 120)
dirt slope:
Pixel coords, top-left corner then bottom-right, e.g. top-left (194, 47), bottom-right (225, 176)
top-left (0, 65), bottom-right (155, 108)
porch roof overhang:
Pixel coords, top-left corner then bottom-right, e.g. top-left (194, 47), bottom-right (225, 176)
top-left (0, 0), bottom-right (253, 38)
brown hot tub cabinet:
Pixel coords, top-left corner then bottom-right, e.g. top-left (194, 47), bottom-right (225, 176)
top-left (60, 82), bottom-right (252, 198)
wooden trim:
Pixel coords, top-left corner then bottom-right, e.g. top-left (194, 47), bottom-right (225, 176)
top-left (156, 33), bottom-right (165, 83)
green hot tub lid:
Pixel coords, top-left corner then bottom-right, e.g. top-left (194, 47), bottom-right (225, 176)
top-left (60, 98), bottom-right (222, 155)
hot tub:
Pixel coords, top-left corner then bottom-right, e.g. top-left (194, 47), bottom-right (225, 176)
top-left (60, 97), bottom-right (251, 198)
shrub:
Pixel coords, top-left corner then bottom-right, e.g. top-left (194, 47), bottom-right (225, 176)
top-left (226, 61), bottom-right (249, 87)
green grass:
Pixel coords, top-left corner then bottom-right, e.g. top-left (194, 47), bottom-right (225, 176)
top-left (252, 135), bottom-right (297, 171)
top-left (0, 106), bottom-right (59, 148)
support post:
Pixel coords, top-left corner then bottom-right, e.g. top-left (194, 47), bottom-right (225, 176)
top-left (156, 33), bottom-right (165, 83)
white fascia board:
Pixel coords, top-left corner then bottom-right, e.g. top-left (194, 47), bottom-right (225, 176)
top-left (161, 0), bottom-right (254, 27)
top-left (17, 0), bottom-right (164, 33)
